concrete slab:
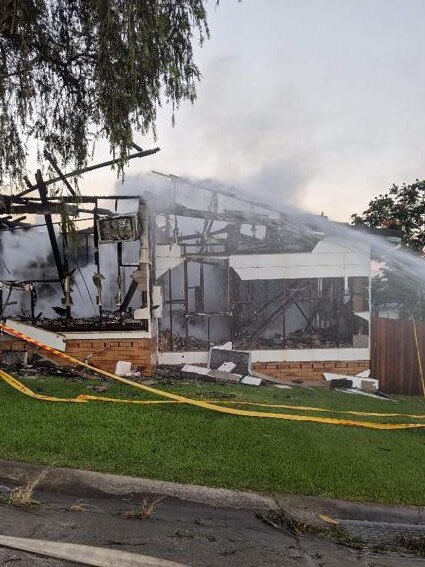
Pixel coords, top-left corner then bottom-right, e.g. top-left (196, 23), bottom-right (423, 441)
top-left (115, 361), bottom-right (133, 376)
top-left (240, 376), bottom-right (262, 386)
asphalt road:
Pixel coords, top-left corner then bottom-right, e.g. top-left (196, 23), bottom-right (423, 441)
top-left (0, 489), bottom-right (424, 566)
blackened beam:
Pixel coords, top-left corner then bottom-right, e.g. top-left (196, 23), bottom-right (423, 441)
top-left (43, 150), bottom-right (76, 196)
top-left (120, 279), bottom-right (139, 312)
top-left (293, 300), bottom-right (310, 324)
top-left (131, 142), bottom-right (144, 152)
top-left (152, 170), bottom-right (280, 215)
top-left (17, 148), bottom-right (160, 197)
top-left (248, 281), bottom-right (311, 342)
top-left (9, 215), bottom-right (26, 224)
top-left (152, 172), bottom-right (331, 236)
top-left (0, 216), bottom-right (93, 233)
top-left (0, 202), bottom-right (79, 215)
top-left (253, 287), bottom-right (286, 318)
top-left (0, 215), bottom-right (27, 227)
top-left (180, 226), bottom-right (231, 241)
top-left (23, 195), bottom-right (142, 202)
top-left (78, 207), bottom-right (113, 216)
top-left (159, 204), bottom-right (280, 227)
top-left (0, 279), bottom-right (61, 284)
top-left (35, 170), bottom-right (66, 284)
top-left (1, 195), bottom-right (112, 216)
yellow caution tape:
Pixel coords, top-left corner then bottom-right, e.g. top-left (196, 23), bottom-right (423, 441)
top-left (1, 322), bottom-right (425, 430)
top-left (0, 369), bottom-right (86, 403)
top-left (82, 395), bottom-right (178, 404)
top-left (222, 401), bottom-right (425, 420)
top-left (78, 394), bottom-right (425, 421)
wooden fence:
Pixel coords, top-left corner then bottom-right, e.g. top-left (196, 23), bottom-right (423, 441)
top-left (371, 317), bottom-right (425, 395)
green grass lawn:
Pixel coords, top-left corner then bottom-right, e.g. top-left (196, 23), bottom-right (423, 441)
top-left (1, 372), bottom-right (425, 505)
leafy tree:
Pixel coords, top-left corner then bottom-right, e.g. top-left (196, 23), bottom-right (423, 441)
top-left (352, 180), bottom-right (425, 318)
top-left (0, 0), bottom-right (209, 184)
top-left (370, 255), bottom-right (425, 319)
top-left (351, 179), bottom-right (425, 253)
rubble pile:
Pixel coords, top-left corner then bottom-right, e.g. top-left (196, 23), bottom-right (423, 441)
top-left (179, 343), bottom-right (267, 387)
top-left (0, 351), bottom-right (93, 380)
top-left (159, 331), bottom-right (210, 351)
top-left (233, 329), bottom-right (352, 350)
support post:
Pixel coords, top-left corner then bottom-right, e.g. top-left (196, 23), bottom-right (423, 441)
top-left (183, 259), bottom-right (189, 339)
top-left (30, 284), bottom-right (36, 323)
top-left (168, 268), bottom-right (173, 350)
top-left (93, 199), bottom-right (102, 321)
top-left (282, 279), bottom-right (286, 347)
top-left (34, 170), bottom-right (66, 290)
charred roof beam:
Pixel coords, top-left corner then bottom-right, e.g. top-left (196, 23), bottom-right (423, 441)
top-left (158, 204), bottom-right (281, 228)
top-left (16, 147), bottom-right (160, 198)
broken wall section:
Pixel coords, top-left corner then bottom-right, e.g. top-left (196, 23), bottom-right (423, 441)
top-left (65, 336), bottom-right (157, 375)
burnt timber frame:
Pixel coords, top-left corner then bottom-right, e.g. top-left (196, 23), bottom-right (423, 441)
top-left (0, 146), bottom-right (160, 328)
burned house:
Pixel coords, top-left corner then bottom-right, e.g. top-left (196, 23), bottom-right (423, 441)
top-left (0, 157), bottom-right (378, 381)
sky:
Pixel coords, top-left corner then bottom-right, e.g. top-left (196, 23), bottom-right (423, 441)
top-left (80, 0), bottom-right (425, 221)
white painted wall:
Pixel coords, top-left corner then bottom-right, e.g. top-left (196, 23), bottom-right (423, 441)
top-left (155, 244), bottom-right (184, 279)
top-left (159, 347), bottom-right (370, 365)
top-left (229, 237), bottom-right (370, 280)
top-left (62, 330), bottom-right (151, 340)
top-left (159, 351), bottom-right (209, 365)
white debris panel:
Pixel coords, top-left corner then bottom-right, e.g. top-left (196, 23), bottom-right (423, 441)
top-left (229, 237), bottom-right (370, 281)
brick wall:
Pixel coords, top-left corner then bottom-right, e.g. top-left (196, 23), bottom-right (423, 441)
top-left (0, 334), bottom-right (369, 381)
top-left (65, 338), bottom-right (157, 375)
top-left (0, 336), bottom-right (157, 376)
top-left (253, 360), bottom-right (370, 382)
top-left (0, 338), bottom-right (36, 358)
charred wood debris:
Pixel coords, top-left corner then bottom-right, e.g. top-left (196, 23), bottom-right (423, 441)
top-left (1, 148), bottom-right (368, 358)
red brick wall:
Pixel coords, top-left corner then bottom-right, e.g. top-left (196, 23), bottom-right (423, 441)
top-left (253, 360), bottom-right (370, 382)
top-left (0, 336), bottom-right (157, 376)
top-left (0, 339), bottom-right (36, 358)
top-left (65, 338), bottom-right (157, 375)
top-left (1, 335), bottom-right (368, 381)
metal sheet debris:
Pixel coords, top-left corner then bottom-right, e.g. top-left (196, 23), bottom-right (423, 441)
top-left (209, 347), bottom-right (251, 376)
top-left (324, 372), bottom-right (378, 392)
top-left (335, 389), bottom-right (392, 401)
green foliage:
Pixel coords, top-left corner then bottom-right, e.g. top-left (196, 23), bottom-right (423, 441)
top-left (0, 0), bottom-right (209, 183)
top-left (351, 180), bottom-right (425, 253)
top-left (371, 261), bottom-right (425, 320)
top-left (352, 180), bottom-right (425, 317)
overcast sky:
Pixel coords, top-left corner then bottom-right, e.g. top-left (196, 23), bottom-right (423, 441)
top-left (82, 0), bottom-right (425, 221)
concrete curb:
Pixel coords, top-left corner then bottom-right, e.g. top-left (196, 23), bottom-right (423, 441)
top-left (276, 495), bottom-right (425, 526)
top-left (2, 460), bottom-right (424, 525)
top-left (0, 460), bottom-right (277, 511)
